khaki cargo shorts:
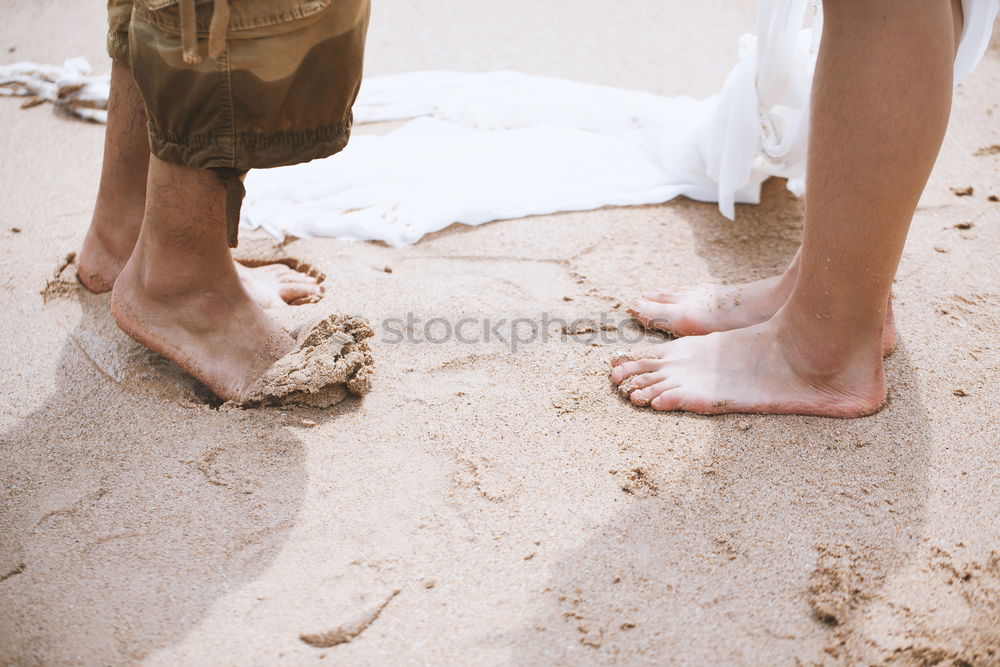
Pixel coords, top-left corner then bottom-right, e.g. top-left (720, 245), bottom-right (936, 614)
top-left (107, 0), bottom-right (370, 172)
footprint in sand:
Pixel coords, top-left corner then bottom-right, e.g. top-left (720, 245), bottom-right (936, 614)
top-left (41, 251), bottom-right (83, 303)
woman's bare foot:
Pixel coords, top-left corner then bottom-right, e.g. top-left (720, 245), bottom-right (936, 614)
top-left (628, 262), bottom-right (897, 356)
top-left (79, 229), bottom-right (321, 308)
top-left (629, 273), bottom-right (793, 337)
top-left (610, 313), bottom-right (887, 418)
top-left (611, 0), bottom-right (962, 419)
top-left (112, 257), bottom-right (295, 403)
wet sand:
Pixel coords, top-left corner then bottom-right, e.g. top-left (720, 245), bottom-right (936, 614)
top-left (2, 1), bottom-right (1000, 664)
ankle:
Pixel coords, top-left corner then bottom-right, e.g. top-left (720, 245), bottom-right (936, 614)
top-left (120, 248), bottom-right (240, 304)
top-left (772, 306), bottom-right (884, 381)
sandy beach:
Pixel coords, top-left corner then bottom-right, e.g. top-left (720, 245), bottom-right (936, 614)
top-left (2, 1), bottom-right (1000, 664)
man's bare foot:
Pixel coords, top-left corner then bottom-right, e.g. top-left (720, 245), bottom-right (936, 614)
top-left (628, 270), bottom-right (897, 356)
top-left (79, 229), bottom-right (321, 308)
top-left (78, 220), bottom-right (141, 293)
top-left (111, 258), bottom-right (295, 403)
top-left (610, 315), bottom-right (887, 418)
top-left (79, 61), bottom-right (320, 308)
top-left (234, 262), bottom-right (322, 309)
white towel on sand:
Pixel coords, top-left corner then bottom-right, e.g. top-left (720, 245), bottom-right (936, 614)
top-left (0, 57), bottom-right (110, 123)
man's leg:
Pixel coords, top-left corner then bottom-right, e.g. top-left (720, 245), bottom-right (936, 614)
top-left (78, 61), bottom-right (149, 293)
top-left (111, 155), bottom-right (295, 402)
top-left (611, 0), bottom-right (959, 417)
top-left (78, 64), bottom-right (322, 306)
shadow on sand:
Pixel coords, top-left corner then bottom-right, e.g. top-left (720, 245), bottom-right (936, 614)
top-left (0, 289), bottom-right (358, 663)
top-left (509, 181), bottom-right (931, 663)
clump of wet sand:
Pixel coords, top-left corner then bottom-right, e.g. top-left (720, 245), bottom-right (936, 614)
top-left (238, 313), bottom-right (375, 408)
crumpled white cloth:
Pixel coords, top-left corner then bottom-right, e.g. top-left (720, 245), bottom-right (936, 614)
top-left (3, 0), bottom-right (996, 246)
top-left (0, 57), bottom-right (110, 123)
top-left (243, 0), bottom-right (997, 245)
top-left (245, 0), bottom-right (822, 245)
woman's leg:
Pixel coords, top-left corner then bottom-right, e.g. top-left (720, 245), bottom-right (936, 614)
top-left (627, 0), bottom-right (965, 351)
top-left (628, 249), bottom-right (897, 356)
top-left (611, 0), bottom-right (960, 417)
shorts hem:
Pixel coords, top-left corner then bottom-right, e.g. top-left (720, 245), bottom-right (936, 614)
top-left (149, 117), bottom-right (353, 171)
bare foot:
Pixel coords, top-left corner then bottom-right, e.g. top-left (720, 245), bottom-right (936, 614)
top-left (78, 210), bottom-right (143, 294)
top-left (235, 262), bottom-right (322, 309)
top-left (610, 316), bottom-right (887, 418)
top-left (111, 259), bottom-right (295, 403)
top-left (629, 271), bottom-right (897, 356)
top-left (79, 230), bottom-right (321, 308)
top-left (629, 274), bottom-right (792, 337)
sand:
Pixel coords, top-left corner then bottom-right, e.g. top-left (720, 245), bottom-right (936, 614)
top-left (2, 1), bottom-right (1000, 664)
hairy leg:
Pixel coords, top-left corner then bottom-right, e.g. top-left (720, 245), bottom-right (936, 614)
top-left (612, 0), bottom-right (959, 417)
top-left (112, 155), bottom-right (295, 402)
top-left (78, 61), bottom-right (149, 292)
top-left (78, 64), bottom-right (320, 305)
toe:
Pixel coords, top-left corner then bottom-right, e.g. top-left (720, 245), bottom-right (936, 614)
top-left (630, 378), bottom-right (678, 407)
top-left (264, 264), bottom-right (292, 277)
top-left (275, 265), bottom-right (314, 280)
top-left (289, 274), bottom-right (320, 286)
top-left (266, 264), bottom-right (299, 279)
top-left (641, 286), bottom-right (699, 303)
top-left (627, 298), bottom-right (677, 332)
top-left (610, 358), bottom-right (665, 384)
top-left (650, 389), bottom-right (685, 412)
top-left (278, 283), bottom-right (322, 303)
top-left (642, 289), bottom-right (681, 303)
top-left (629, 371), bottom-right (666, 390)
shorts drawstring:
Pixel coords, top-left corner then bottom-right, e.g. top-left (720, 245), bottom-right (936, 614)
top-left (208, 0), bottom-right (231, 60)
top-left (179, 0), bottom-right (230, 64)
